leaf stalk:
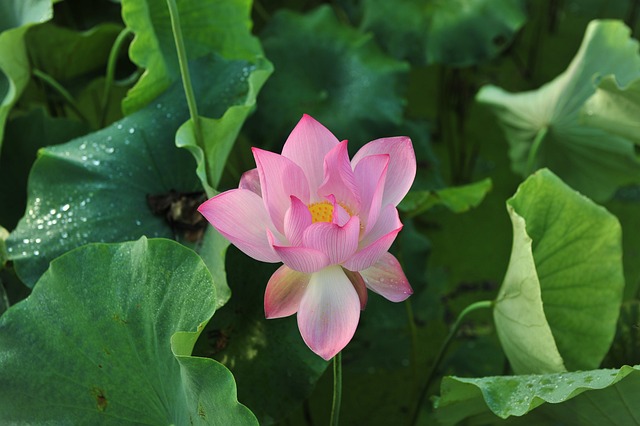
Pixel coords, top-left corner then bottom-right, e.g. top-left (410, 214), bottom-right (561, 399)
top-left (409, 299), bottom-right (493, 426)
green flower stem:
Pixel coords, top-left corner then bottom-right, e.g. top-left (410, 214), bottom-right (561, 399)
top-left (100, 27), bottom-right (133, 127)
top-left (410, 299), bottom-right (493, 426)
top-left (253, 0), bottom-right (270, 22)
top-left (330, 351), bottom-right (342, 426)
top-left (526, 126), bottom-right (548, 175)
top-left (166, 0), bottom-right (203, 149)
top-left (405, 298), bottom-right (419, 389)
top-left (32, 69), bottom-right (90, 125)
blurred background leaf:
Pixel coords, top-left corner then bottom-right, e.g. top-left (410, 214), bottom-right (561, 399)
top-left (477, 20), bottom-right (640, 201)
top-left (583, 75), bottom-right (640, 144)
top-left (246, 5), bottom-right (408, 151)
top-left (360, 0), bottom-right (527, 67)
top-left (0, 0), bottom-right (52, 151)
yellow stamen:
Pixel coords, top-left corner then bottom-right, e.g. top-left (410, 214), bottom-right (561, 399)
top-left (308, 202), bottom-right (334, 223)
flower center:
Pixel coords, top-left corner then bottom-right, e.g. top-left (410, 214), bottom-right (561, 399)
top-left (308, 202), bottom-right (334, 223)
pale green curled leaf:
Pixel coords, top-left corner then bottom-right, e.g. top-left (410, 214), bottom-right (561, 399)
top-left (121, 0), bottom-right (264, 114)
top-left (6, 55), bottom-right (248, 306)
top-left (477, 20), bottom-right (640, 201)
top-left (583, 75), bottom-right (640, 145)
top-left (398, 178), bottom-right (492, 216)
top-left (0, 0), bottom-right (52, 150)
top-left (0, 237), bottom-right (256, 425)
top-left (495, 169), bottom-right (624, 373)
top-left (176, 57), bottom-right (272, 195)
top-left (495, 206), bottom-right (566, 374)
top-left (360, 0), bottom-right (526, 66)
top-left (435, 365), bottom-right (640, 425)
top-left (249, 5), bottom-right (408, 149)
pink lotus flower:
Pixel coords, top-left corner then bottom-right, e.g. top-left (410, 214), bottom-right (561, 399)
top-left (198, 115), bottom-right (415, 360)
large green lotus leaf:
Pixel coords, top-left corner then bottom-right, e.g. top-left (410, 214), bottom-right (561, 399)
top-left (583, 75), bottom-right (640, 145)
top-left (398, 178), bottom-right (492, 217)
top-left (0, 107), bottom-right (90, 230)
top-left (496, 169), bottom-right (624, 373)
top-left (6, 55), bottom-right (250, 299)
top-left (0, 0), bottom-right (52, 150)
top-left (477, 20), bottom-right (640, 202)
top-left (0, 237), bottom-right (256, 425)
top-left (434, 365), bottom-right (640, 425)
top-left (248, 5), bottom-right (408, 150)
top-left (176, 57), bottom-right (272, 195)
top-left (194, 246), bottom-right (328, 425)
top-left (360, 0), bottom-right (526, 66)
top-left (25, 22), bottom-right (122, 82)
top-left (121, 0), bottom-right (263, 114)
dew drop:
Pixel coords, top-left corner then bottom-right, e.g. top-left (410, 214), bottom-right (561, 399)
top-left (61, 204), bottom-right (70, 212)
top-left (35, 238), bottom-right (41, 243)
top-left (92, 160), bottom-right (101, 166)
top-left (105, 147), bottom-right (115, 154)
top-left (128, 128), bottom-right (135, 134)
top-left (22, 238), bottom-right (29, 244)
top-left (33, 250), bottom-right (40, 256)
